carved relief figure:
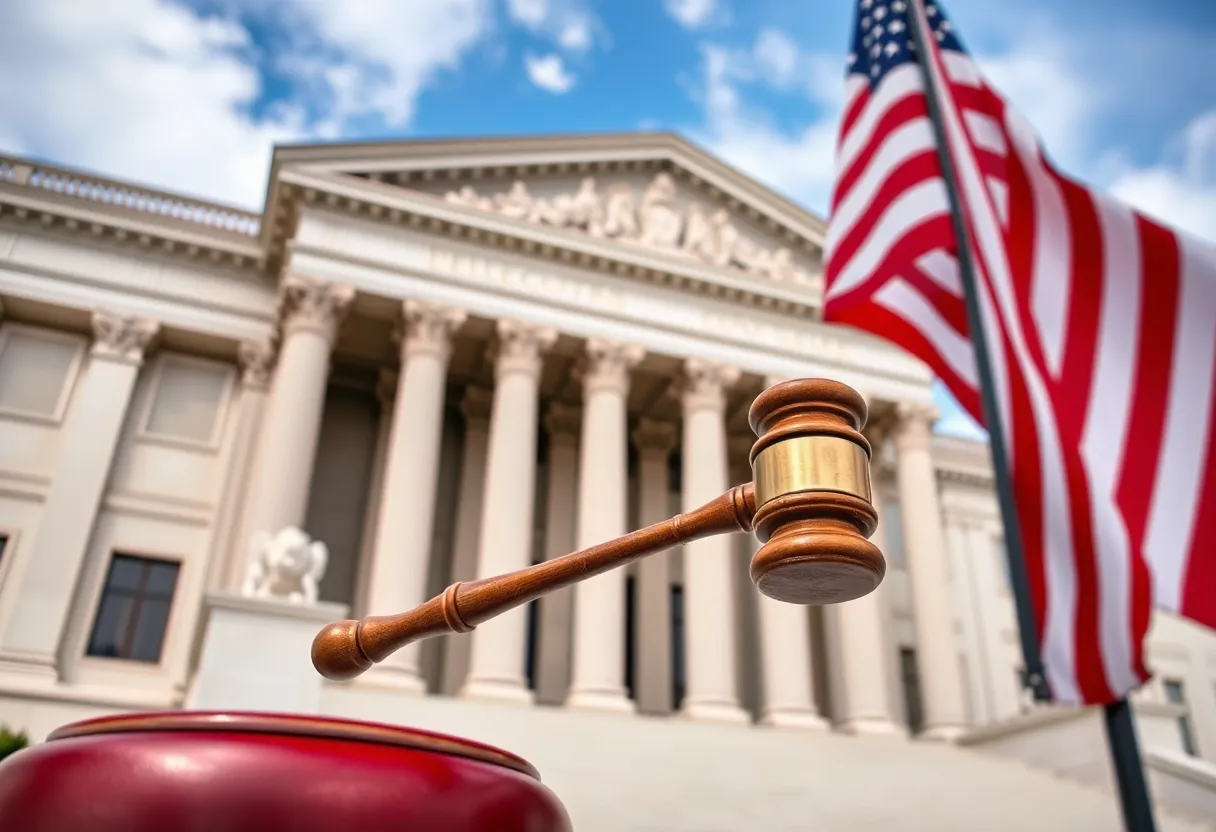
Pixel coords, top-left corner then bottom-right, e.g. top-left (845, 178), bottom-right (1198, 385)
top-left (681, 202), bottom-right (716, 261)
top-left (242, 527), bottom-right (329, 605)
top-left (493, 181), bottom-right (534, 220)
top-left (594, 183), bottom-right (640, 239)
top-left (439, 173), bottom-right (820, 289)
top-left (638, 172), bottom-right (683, 248)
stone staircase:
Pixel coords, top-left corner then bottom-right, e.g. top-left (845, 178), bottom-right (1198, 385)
top-left (322, 685), bottom-right (1215, 832)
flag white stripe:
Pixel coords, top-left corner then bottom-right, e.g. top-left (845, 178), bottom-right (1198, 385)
top-left (964, 111), bottom-right (1007, 156)
top-left (915, 10), bottom-right (1084, 701)
top-left (827, 118), bottom-right (938, 254)
top-left (825, 179), bottom-right (952, 300)
top-left (1082, 198), bottom-right (1143, 695)
top-left (1004, 108), bottom-right (1073, 379)
top-left (941, 50), bottom-right (983, 88)
top-left (875, 278), bottom-right (979, 386)
top-left (986, 176), bottom-right (1009, 227)
top-left (914, 249), bottom-right (964, 296)
top-left (837, 65), bottom-right (927, 177)
top-left (1144, 237), bottom-right (1216, 611)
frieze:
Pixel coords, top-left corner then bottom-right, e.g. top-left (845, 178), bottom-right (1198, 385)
top-left (442, 173), bottom-right (819, 289)
top-left (424, 245), bottom-right (922, 379)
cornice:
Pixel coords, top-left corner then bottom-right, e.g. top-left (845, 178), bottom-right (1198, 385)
top-left (279, 168), bottom-right (824, 320)
top-left (267, 131), bottom-right (827, 244)
top-left (0, 156), bottom-right (264, 272)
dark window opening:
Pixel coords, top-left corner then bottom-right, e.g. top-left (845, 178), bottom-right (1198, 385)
top-left (900, 647), bottom-right (924, 734)
top-left (524, 599), bottom-right (539, 691)
top-left (671, 584), bottom-right (686, 708)
top-left (86, 554), bottom-right (180, 663)
top-left (624, 574), bottom-right (636, 699)
top-left (1164, 680), bottom-right (1198, 756)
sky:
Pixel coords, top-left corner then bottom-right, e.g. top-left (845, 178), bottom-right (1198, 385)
top-left (1, 0), bottom-right (1213, 439)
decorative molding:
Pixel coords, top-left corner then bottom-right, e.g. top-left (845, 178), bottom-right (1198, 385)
top-left (90, 311), bottom-right (159, 363)
top-left (397, 299), bottom-right (467, 361)
top-left (443, 173), bottom-right (819, 289)
top-left (278, 275), bottom-right (354, 341)
top-left (894, 401), bottom-right (938, 451)
top-left (491, 318), bottom-right (557, 380)
top-left (576, 338), bottom-right (645, 395)
top-left (936, 465), bottom-right (995, 489)
top-left (238, 338), bottom-right (276, 389)
top-left (676, 358), bottom-right (740, 414)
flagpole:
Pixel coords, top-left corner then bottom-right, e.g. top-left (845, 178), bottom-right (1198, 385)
top-left (902, 3), bottom-right (1157, 830)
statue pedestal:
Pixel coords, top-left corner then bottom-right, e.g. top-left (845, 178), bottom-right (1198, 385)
top-left (186, 591), bottom-right (348, 715)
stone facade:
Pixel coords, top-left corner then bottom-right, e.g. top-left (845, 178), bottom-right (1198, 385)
top-left (0, 137), bottom-right (1213, 830)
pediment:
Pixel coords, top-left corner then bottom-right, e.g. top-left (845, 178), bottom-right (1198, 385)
top-left (268, 133), bottom-right (826, 293)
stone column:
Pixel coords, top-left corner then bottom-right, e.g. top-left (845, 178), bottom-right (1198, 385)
top-left (242, 276), bottom-right (354, 543)
top-left (212, 338), bottom-right (276, 592)
top-left (360, 301), bottom-right (466, 691)
top-left (351, 369), bottom-right (398, 618)
top-left (748, 534), bottom-right (828, 729)
top-left (825, 418), bottom-right (905, 735)
top-left (460, 320), bottom-right (557, 704)
top-left (534, 403), bottom-right (581, 706)
top-left (632, 419), bottom-right (678, 716)
top-left (565, 340), bottom-right (644, 713)
top-left (676, 359), bottom-right (748, 724)
top-left (894, 402), bottom-right (969, 740)
top-left (440, 386), bottom-right (493, 696)
top-left (0, 312), bottom-right (158, 677)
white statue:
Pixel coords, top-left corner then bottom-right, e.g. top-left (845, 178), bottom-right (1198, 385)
top-left (564, 177), bottom-right (602, 230)
top-left (593, 183), bottom-right (640, 239)
top-left (444, 185), bottom-right (493, 211)
top-left (242, 527), bottom-right (329, 605)
top-left (493, 181), bottom-right (534, 220)
top-left (681, 203), bottom-right (717, 261)
top-left (638, 172), bottom-right (683, 248)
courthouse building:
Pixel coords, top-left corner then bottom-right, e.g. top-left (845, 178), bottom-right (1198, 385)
top-left (0, 134), bottom-right (1213, 830)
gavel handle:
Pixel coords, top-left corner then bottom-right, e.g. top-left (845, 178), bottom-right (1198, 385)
top-left (312, 483), bottom-right (757, 680)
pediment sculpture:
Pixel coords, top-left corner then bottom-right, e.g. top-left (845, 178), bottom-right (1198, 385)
top-left (242, 526), bottom-right (329, 605)
top-left (443, 173), bottom-right (819, 288)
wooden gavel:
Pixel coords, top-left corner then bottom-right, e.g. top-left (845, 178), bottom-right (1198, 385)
top-left (312, 378), bottom-right (886, 681)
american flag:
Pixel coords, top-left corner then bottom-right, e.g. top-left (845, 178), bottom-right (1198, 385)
top-left (823, 0), bottom-right (1216, 706)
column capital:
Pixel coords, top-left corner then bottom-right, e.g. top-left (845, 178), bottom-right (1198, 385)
top-left (90, 311), bottom-right (159, 364)
top-left (894, 401), bottom-right (939, 451)
top-left (576, 339), bottom-right (645, 395)
top-left (460, 385), bottom-right (493, 427)
top-left (397, 300), bottom-right (467, 361)
top-left (376, 369), bottom-right (399, 406)
top-left (238, 338), bottom-right (276, 389)
top-left (492, 319), bottom-right (557, 380)
top-left (632, 418), bottom-right (677, 457)
top-left (278, 276), bottom-right (355, 342)
top-left (675, 358), bottom-right (740, 414)
top-left (544, 401), bottom-right (583, 440)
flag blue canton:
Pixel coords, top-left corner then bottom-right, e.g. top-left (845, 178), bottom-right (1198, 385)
top-left (846, 0), bottom-right (966, 87)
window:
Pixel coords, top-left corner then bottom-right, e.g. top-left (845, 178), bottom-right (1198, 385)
top-left (524, 599), bottom-right (539, 691)
top-left (86, 554), bottom-right (180, 664)
top-left (900, 647), bottom-right (925, 734)
top-left (141, 356), bottom-right (232, 445)
top-left (0, 327), bottom-right (81, 420)
top-left (1163, 680), bottom-right (1198, 756)
top-left (671, 585), bottom-right (685, 708)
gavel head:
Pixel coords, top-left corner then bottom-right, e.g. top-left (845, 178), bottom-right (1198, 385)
top-left (746, 378), bottom-right (885, 606)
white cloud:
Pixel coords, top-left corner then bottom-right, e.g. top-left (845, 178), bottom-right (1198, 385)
top-left (665, 0), bottom-right (718, 30)
top-left (753, 29), bottom-right (800, 89)
top-left (0, 0), bottom-right (491, 209)
top-left (559, 18), bottom-right (592, 51)
top-left (525, 53), bottom-right (576, 94)
top-left (507, 0), bottom-right (549, 28)
top-left (509, 0), bottom-right (597, 53)
top-left (1110, 110), bottom-right (1216, 244)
